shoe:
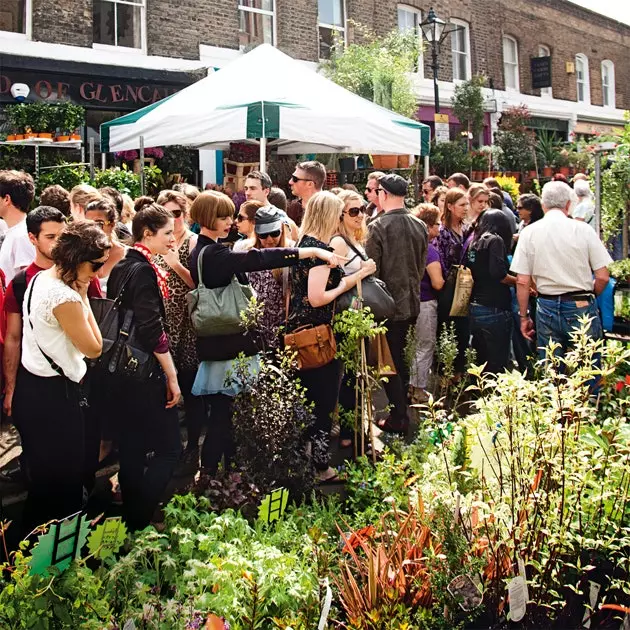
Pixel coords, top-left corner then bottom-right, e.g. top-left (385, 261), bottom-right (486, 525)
top-left (376, 415), bottom-right (408, 435)
top-left (174, 447), bottom-right (199, 477)
top-left (316, 467), bottom-right (343, 485)
top-left (410, 387), bottom-right (431, 405)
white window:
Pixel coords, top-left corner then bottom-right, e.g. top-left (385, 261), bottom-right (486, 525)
top-left (538, 45), bottom-right (552, 98)
top-left (397, 4), bottom-right (423, 76)
top-left (93, 0), bottom-right (146, 50)
top-left (450, 19), bottom-right (471, 81)
top-left (601, 60), bottom-right (615, 108)
top-left (318, 0), bottom-right (345, 60)
top-left (575, 54), bottom-right (590, 104)
top-left (239, 1), bottom-right (275, 49)
top-left (502, 36), bottom-right (519, 91)
top-left (0, 0), bottom-right (30, 37)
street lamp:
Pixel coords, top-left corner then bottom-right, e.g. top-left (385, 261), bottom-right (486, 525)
top-left (420, 7), bottom-right (462, 114)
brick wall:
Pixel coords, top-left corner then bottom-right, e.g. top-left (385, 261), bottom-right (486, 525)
top-left (275, 0), bottom-right (318, 61)
top-left (32, 0), bottom-right (92, 47)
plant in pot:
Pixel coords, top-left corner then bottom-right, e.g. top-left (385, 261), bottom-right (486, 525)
top-left (429, 140), bottom-right (471, 179)
top-left (5, 104), bottom-right (27, 140)
top-left (63, 103), bottom-right (85, 141)
top-left (32, 102), bottom-right (54, 139)
top-left (470, 150), bottom-right (488, 181)
top-left (494, 105), bottom-right (536, 181)
top-left (555, 148), bottom-right (571, 176)
top-left (536, 128), bottom-right (560, 178)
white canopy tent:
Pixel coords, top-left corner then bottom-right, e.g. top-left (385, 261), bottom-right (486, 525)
top-left (101, 43), bottom-right (430, 169)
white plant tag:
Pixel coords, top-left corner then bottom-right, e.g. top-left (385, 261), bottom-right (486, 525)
top-left (517, 558), bottom-right (529, 602)
top-left (123, 621), bottom-right (136, 630)
top-left (582, 581), bottom-right (601, 628)
top-left (318, 578), bottom-right (333, 630)
top-left (508, 576), bottom-right (527, 622)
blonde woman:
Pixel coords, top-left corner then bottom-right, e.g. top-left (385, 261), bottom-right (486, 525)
top-left (120, 193), bottom-right (136, 227)
top-left (69, 184), bottom-right (101, 221)
top-left (287, 191), bottom-right (375, 482)
top-left (467, 183), bottom-right (490, 223)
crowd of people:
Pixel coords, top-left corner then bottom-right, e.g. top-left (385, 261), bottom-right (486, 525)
top-left (0, 158), bottom-right (612, 535)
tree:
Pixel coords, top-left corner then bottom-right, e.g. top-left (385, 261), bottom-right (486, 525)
top-left (494, 105), bottom-right (536, 172)
top-left (451, 75), bottom-right (486, 151)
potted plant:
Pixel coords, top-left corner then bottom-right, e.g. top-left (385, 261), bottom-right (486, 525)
top-left (536, 129), bottom-right (560, 178)
top-left (495, 106), bottom-right (536, 180)
top-left (6, 103), bottom-right (28, 140)
top-left (32, 102), bottom-right (53, 139)
top-left (470, 150), bottom-right (487, 181)
top-left (555, 148), bottom-right (570, 176)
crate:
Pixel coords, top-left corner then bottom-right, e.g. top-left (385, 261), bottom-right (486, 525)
top-left (223, 174), bottom-right (249, 191)
top-left (224, 160), bottom-right (259, 177)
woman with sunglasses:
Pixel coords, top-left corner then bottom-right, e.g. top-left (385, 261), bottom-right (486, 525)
top-left (13, 221), bottom-right (109, 537)
top-left (233, 200), bottom-right (264, 252)
top-left (106, 202), bottom-right (182, 530)
top-left (153, 189), bottom-right (205, 472)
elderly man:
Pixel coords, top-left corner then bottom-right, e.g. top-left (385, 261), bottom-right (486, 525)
top-left (572, 179), bottom-right (595, 229)
top-left (511, 181), bottom-right (611, 357)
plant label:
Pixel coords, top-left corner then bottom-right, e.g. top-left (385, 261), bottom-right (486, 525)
top-left (87, 517), bottom-right (128, 560)
top-left (508, 576), bottom-right (528, 622)
top-left (123, 621), bottom-right (136, 630)
top-left (318, 577), bottom-right (333, 630)
top-left (583, 581), bottom-right (601, 628)
top-left (517, 557), bottom-right (529, 602)
top-left (447, 574), bottom-right (483, 611)
top-left (258, 487), bottom-right (289, 523)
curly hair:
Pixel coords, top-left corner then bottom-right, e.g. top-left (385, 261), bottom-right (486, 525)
top-left (52, 221), bottom-right (111, 286)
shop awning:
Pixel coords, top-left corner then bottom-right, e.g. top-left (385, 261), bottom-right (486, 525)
top-left (100, 44), bottom-right (430, 158)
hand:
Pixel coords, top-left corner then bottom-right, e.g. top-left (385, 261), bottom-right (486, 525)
top-left (165, 375), bottom-right (181, 409)
top-left (74, 279), bottom-right (90, 301)
top-left (360, 258), bottom-right (377, 278)
top-left (2, 387), bottom-right (13, 419)
top-left (162, 247), bottom-right (180, 270)
top-left (520, 316), bottom-right (535, 341)
top-left (315, 248), bottom-right (348, 267)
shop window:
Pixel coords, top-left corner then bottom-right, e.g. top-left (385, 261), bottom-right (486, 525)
top-left (601, 60), bottom-right (615, 108)
top-left (575, 54), bottom-right (590, 104)
top-left (239, 0), bottom-right (274, 49)
top-left (397, 4), bottom-right (423, 76)
top-left (93, 0), bottom-right (145, 50)
top-left (0, 0), bottom-right (29, 36)
top-left (450, 19), bottom-right (471, 81)
top-left (502, 36), bottom-right (519, 91)
top-left (318, 0), bottom-right (345, 60)
top-left (538, 45), bottom-right (552, 98)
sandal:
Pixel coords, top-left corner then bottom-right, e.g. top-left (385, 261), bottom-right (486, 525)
top-left (317, 467), bottom-right (343, 485)
top-left (376, 416), bottom-right (409, 435)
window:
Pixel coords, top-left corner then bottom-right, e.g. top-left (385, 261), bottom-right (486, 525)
top-left (538, 45), bottom-right (552, 97)
top-left (318, 0), bottom-right (345, 60)
top-left (450, 19), bottom-right (471, 81)
top-left (502, 36), bottom-right (519, 91)
top-left (0, 0), bottom-right (29, 35)
top-left (601, 60), bottom-right (615, 108)
top-left (93, 0), bottom-right (145, 49)
top-left (239, 1), bottom-right (274, 49)
top-left (397, 4), bottom-right (422, 75)
top-left (575, 54), bottom-right (590, 104)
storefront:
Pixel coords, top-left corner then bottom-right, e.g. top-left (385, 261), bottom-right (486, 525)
top-left (416, 105), bottom-right (493, 145)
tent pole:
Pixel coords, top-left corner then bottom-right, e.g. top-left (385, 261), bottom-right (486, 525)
top-left (260, 137), bottom-right (267, 174)
top-left (139, 136), bottom-right (145, 195)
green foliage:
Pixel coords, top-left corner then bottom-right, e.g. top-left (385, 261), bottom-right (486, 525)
top-left (157, 145), bottom-right (197, 182)
top-left (5, 102), bottom-right (84, 134)
top-left (494, 175), bottom-right (520, 204)
top-left (535, 128), bottom-right (562, 167)
top-left (321, 24), bottom-right (422, 118)
top-left (495, 105), bottom-right (536, 172)
top-left (35, 164), bottom-right (90, 198)
top-left (451, 75), bottom-right (486, 142)
top-left (428, 141), bottom-right (471, 178)
top-left (609, 258), bottom-right (630, 282)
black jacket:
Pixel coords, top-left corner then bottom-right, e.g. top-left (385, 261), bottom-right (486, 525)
top-left (107, 249), bottom-right (167, 354)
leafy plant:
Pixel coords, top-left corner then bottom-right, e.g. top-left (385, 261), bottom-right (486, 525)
top-left (451, 75), bottom-right (486, 151)
top-left (535, 128), bottom-right (562, 168)
top-left (495, 105), bottom-right (536, 172)
top-left (609, 258), bottom-right (630, 282)
top-left (428, 141), bottom-right (471, 179)
top-left (494, 175), bottom-right (520, 204)
top-left (92, 164), bottom-right (142, 198)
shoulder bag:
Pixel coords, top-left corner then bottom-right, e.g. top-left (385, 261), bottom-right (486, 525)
top-left (186, 245), bottom-right (255, 337)
top-left (334, 236), bottom-right (396, 321)
top-left (438, 232), bottom-right (475, 319)
top-left (89, 264), bottom-right (159, 381)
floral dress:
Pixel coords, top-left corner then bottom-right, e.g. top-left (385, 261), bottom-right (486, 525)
top-left (155, 234), bottom-right (198, 373)
top-left (248, 268), bottom-right (286, 349)
top-left (436, 224), bottom-right (472, 277)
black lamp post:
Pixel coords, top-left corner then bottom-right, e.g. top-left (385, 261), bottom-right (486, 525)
top-left (420, 7), bottom-right (462, 114)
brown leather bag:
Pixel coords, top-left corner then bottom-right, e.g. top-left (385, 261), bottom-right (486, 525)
top-left (284, 323), bottom-right (337, 370)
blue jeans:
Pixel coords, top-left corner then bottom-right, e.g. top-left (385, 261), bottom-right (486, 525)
top-left (536, 297), bottom-right (603, 359)
top-left (469, 303), bottom-right (513, 374)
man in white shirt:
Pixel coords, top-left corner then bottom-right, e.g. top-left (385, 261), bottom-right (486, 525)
top-left (511, 181), bottom-right (612, 357)
top-left (0, 170), bottom-right (36, 283)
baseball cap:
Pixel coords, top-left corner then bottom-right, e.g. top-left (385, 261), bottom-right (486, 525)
top-left (379, 173), bottom-right (408, 197)
top-left (254, 206), bottom-right (284, 235)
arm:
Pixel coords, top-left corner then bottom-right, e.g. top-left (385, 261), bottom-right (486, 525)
top-left (593, 266), bottom-right (610, 296)
top-left (307, 262), bottom-right (375, 308)
top-left (516, 274), bottom-right (535, 341)
top-left (364, 228), bottom-right (383, 277)
top-left (127, 266), bottom-right (169, 353)
top-left (426, 261), bottom-right (445, 292)
top-left (54, 301), bottom-right (103, 359)
top-left (162, 248), bottom-right (195, 289)
top-left (153, 350), bottom-right (180, 408)
top-left (2, 313), bottom-right (22, 417)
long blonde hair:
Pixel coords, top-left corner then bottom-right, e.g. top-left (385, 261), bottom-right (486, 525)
top-left (299, 191), bottom-right (344, 244)
top-left (336, 190), bottom-right (367, 244)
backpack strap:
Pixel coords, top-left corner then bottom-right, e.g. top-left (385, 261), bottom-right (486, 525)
top-left (12, 268), bottom-right (28, 312)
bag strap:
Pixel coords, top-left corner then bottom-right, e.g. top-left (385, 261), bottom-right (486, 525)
top-left (196, 245), bottom-right (211, 289)
top-left (107, 309), bottom-right (135, 374)
top-left (12, 268), bottom-right (28, 311)
top-left (26, 273), bottom-right (66, 378)
top-left (459, 231), bottom-right (474, 265)
top-left (336, 234), bottom-right (368, 262)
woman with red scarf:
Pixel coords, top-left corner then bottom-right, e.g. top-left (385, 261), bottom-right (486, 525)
top-left (106, 202), bottom-right (181, 530)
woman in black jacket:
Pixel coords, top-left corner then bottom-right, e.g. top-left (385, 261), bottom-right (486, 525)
top-left (107, 202), bottom-right (181, 530)
top-left (189, 191), bottom-right (342, 475)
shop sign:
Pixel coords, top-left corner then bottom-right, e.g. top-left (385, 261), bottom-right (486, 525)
top-left (574, 121), bottom-right (623, 137)
top-left (531, 56), bottom-right (552, 90)
top-left (434, 113), bottom-right (450, 144)
top-left (0, 70), bottom-right (183, 110)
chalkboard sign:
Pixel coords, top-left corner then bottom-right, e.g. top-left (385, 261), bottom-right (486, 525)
top-left (531, 56), bottom-right (552, 90)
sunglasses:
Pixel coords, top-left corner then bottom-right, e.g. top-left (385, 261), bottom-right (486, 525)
top-left (376, 188), bottom-right (385, 194)
top-left (259, 229), bottom-right (282, 239)
top-left (89, 259), bottom-right (107, 272)
top-left (290, 175), bottom-right (315, 184)
top-left (171, 209), bottom-right (184, 218)
top-left (92, 220), bottom-right (113, 229)
top-left (344, 206), bottom-right (367, 218)
top-left (236, 214), bottom-right (249, 222)
top-left (422, 188), bottom-right (432, 195)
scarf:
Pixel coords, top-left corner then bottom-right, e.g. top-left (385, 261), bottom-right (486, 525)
top-left (133, 243), bottom-right (170, 300)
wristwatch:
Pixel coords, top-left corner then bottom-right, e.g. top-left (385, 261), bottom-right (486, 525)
top-left (519, 311), bottom-right (530, 318)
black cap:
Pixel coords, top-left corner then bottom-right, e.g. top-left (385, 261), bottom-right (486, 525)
top-left (379, 173), bottom-right (408, 197)
top-left (254, 206), bottom-right (284, 235)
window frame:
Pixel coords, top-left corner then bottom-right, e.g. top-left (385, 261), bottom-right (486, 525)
top-left (601, 59), bottom-right (615, 108)
top-left (538, 45), bottom-right (552, 98)
top-left (397, 4), bottom-right (423, 77)
top-left (238, 1), bottom-right (276, 49)
top-left (575, 53), bottom-right (590, 104)
top-left (317, 0), bottom-right (347, 60)
top-left (450, 18), bottom-right (471, 82)
top-left (0, 0), bottom-right (32, 39)
top-left (92, 0), bottom-right (147, 54)
top-left (502, 35), bottom-right (520, 92)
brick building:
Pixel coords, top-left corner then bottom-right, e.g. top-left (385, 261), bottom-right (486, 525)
top-left (0, 0), bottom-right (627, 180)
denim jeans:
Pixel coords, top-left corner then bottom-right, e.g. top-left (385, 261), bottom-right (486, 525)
top-left (469, 303), bottom-right (513, 374)
top-left (536, 297), bottom-right (603, 359)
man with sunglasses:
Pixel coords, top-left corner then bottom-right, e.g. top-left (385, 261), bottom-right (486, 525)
top-left (287, 161), bottom-right (326, 226)
top-left (364, 171), bottom-right (385, 225)
top-left (366, 174), bottom-right (428, 435)
top-left (422, 176), bottom-right (443, 203)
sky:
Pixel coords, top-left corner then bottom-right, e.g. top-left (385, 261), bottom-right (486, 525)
top-left (567, 0), bottom-right (630, 25)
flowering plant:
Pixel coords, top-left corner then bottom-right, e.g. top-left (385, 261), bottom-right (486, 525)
top-left (114, 147), bottom-right (164, 160)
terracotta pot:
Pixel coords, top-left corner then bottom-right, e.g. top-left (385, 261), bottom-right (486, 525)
top-left (56, 135), bottom-right (71, 142)
top-left (527, 170), bottom-right (537, 180)
top-left (512, 172), bottom-right (521, 182)
top-left (471, 171), bottom-right (479, 181)
top-left (15, 134), bottom-right (24, 140)
top-left (371, 155), bottom-right (383, 169)
top-left (559, 166), bottom-right (570, 176)
top-left (6, 135), bottom-right (16, 141)
top-left (542, 166), bottom-right (553, 177)
top-left (398, 155), bottom-right (410, 168)
top-left (378, 155), bottom-right (399, 169)
top-left (70, 134), bottom-right (81, 141)
top-left (24, 132), bottom-right (37, 139)
top-left (38, 132), bottom-right (53, 140)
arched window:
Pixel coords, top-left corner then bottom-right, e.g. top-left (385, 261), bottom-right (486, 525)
top-left (503, 36), bottom-right (519, 91)
top-left (450, 18), bottom-right (471, 81)
top-left (601, 60), bottom-right (615, 108)
top-left (538, 45), bottom-right (552, 97)
top-left (575, 54), bottom-right (590, 104)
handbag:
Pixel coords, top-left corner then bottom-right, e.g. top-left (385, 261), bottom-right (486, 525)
top-left (187, 245), bottom-right (255, 337)
top-left (89, 265), bottom-right (160, 381)
top-left (438, 233), bottom-right (475, 319)
top-left (367, 332), bottom-right (397, 378)
top-left (334, 237), bottom-right (396, 321)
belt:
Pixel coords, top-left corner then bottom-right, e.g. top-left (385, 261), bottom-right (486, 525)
top-left (537, 292), bottom-right (594, 302)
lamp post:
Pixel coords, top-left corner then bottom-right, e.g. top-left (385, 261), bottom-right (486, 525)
top-left (420, 7), bottom-right (462, 115)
